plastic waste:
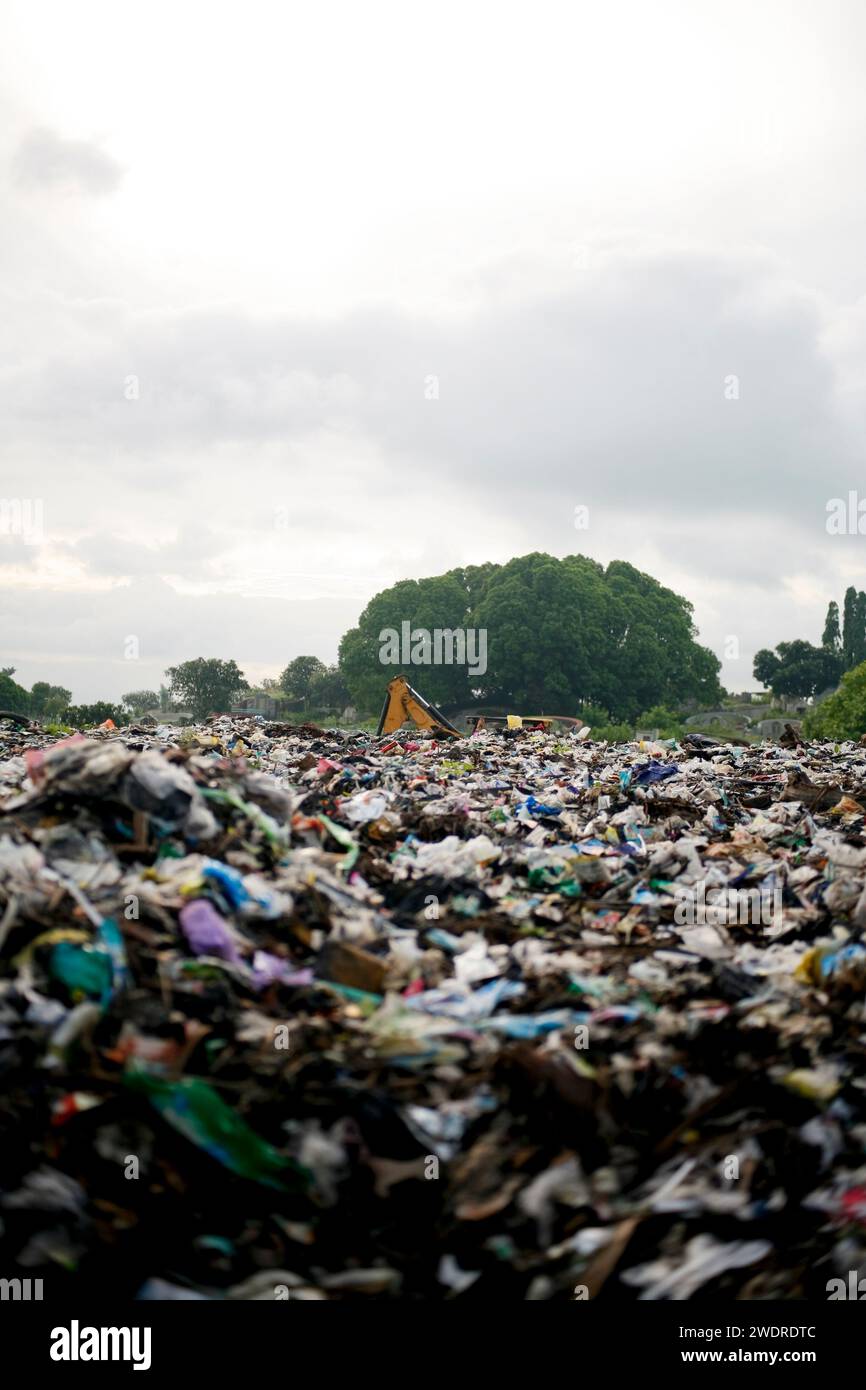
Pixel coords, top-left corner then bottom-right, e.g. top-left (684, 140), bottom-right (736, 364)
top-left (125, 1072), bottom-right (300, 1189)
top-left (1, 711), bottom-right (866, 1300)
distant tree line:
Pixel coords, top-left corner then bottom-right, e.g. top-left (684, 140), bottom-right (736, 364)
top-left (3, 553), bottom-right (727, 728)
top-left (0, 657), bottom-right (351, 727)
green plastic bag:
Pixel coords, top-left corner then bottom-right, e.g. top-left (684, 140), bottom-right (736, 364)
top-left (125, 1071), bottom-right (304, 1189)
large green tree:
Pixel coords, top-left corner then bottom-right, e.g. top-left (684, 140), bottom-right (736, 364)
top-left (753, 648), bottom-right (780, 687)
top-left (310, 664), bottom-right (350, 710)
top-left (29, 682), bottom-right (72, 719)
top-left (338, 553), bottom-right (721, 720)
top-left (279, 656), bottom-right (327, 709)
top-left (753, 639), bottom-right (842, 700)
top-left (165, 659), bottom-right (248, 718)
top-left (121, 689), bottom-right (159, 716)
top-left (773, 640), bottom-right (842, 698)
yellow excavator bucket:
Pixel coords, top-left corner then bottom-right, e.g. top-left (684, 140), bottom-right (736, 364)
top-left (376, 675), bottom-right (461, 738)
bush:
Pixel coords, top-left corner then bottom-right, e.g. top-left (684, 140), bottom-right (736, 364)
top-left (635, 704), bottom-right (685, 737)
top-left (803, 661), bottom-right (866, 740)
top-left (61, 702), bottom-right (123, 728)
top-left (592, 722), bottom-right (634, 743)
top-left (576, 703), bottom-right (614, 728)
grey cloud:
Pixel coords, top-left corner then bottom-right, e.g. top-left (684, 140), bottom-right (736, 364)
top-left (1, 242), bottom-right (863, 693)
top-left (67, 526), bottom-right (225, 579)
top-left (12, 128), bottom-right (123, 196)
top-left (0, 246), bottom-right (855, 533)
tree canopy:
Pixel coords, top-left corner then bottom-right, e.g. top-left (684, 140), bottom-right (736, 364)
top-left (165, 659), bottom-right (248, 718)
top-left (338, 552), bottom-right (722, 719)
top-left (309, 664), bottom-right (350, 710)
top-left (279, 656), bottom-right (327, 707)
top-left (752, 639), bottom-right (843, 701)
top-left (29, 682), bottom-right (72, 720)
top-left (121, 689), bottom-right (160, 717)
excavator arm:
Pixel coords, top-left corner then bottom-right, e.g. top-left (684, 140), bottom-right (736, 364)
top-left (376, 675), bottom-right (461, 739)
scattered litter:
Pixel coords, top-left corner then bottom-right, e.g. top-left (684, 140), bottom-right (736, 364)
top-left (2, 713), bottom-right (866, 1298)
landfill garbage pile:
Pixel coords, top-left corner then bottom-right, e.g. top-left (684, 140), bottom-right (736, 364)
top-left (1, 713), bottom-right (866, 1301)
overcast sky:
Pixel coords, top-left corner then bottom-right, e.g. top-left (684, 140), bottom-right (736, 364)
top-left (3, 0), bottom-right (866, 702)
